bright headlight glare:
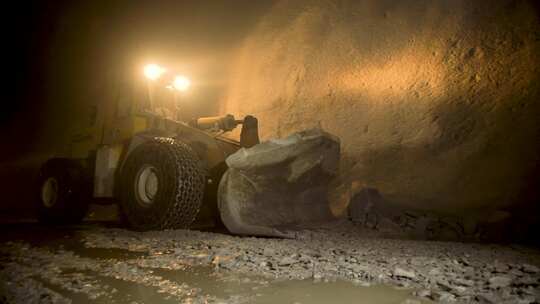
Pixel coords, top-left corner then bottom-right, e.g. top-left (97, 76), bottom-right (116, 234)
top-left (173, 75), bottom-right (190, 91)
top-left (144, 64), bottom-right (166, 80)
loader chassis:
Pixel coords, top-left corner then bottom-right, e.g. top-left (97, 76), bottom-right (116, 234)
top-left (36, 78), bottom-right (257, 230)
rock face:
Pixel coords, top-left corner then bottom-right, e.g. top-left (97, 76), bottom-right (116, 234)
top-left (218, 128), bottom-right (340, 237)
top-left (221, 0), bottom-right (540, 223)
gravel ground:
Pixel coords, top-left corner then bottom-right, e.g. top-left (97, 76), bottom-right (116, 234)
top-left (1, 221), bottom-right (539, 303)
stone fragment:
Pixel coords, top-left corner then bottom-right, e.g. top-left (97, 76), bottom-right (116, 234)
top-left (488, 276), bottom-right (512, 288)
top-left (453, 278), bottom-right (475, 287)
top-left (437, 280), bottom-right (455, 292)
top-left (262, 248), bottom-right (275, 257)
top-left (298, 255), bottom-right (312, 264)
top-left (521, 264), bottom-right (539, 274)
top-left (477, 293), bottom-right (504, 304)
top-left (414, 289), bottom-right (431, 299)
top-left (428, 267), bottom-right (442, 276)
top-left (457, 257), bottom-right (471, 266)
top-left (278, 257), bottom-right (297, 266)
top-left (393, 267), bottom-right (416, 279)
top-left (432, 291), bottom-right (457, 302)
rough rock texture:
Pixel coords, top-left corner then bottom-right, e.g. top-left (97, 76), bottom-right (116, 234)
top-left (218, 129), bottom-right (340, 237)
top-left (221, 0), bottom-right (540, 226)
top-left (81, 225), bottom-right (540, 303)
top-left (348, 188), bottom-right (514, 242)
top-left (2, 224), bottom-right (540, 303)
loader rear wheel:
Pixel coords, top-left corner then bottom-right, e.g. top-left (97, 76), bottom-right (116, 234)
top-left (36, 159), bottom-right (89, 224)
top-left (118, 138), bottom-right (205, 230)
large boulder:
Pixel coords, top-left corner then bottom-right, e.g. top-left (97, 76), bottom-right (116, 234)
top-left (218, 128), bottom-right (340, 237)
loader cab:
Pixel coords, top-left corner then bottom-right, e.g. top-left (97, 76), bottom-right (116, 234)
top-left (68, 82), bottom-right (142, 159)
top-left (69, 75), bottom-right (181, 160)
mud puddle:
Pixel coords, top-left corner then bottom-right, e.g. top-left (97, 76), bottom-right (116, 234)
top-left (254, 280), bottom-right (428, 304)
top-left (35, 271), bottom-right (181, 304)
top-left (155, 266), bottom-right (429, 304)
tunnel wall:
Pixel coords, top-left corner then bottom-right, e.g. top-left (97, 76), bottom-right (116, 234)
top-left (221, 0), bottom-right (540, 218)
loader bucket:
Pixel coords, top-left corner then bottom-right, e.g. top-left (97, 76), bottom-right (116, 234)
top-left (217, 129), bottom-right (340, 237)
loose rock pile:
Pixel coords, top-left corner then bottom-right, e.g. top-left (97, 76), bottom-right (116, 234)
top-left (1, 222), bottom-right (539, 303)
top-left (348, 188), bottom-right (513, 242)
top-left (81, 222), bottom-right (540, 303)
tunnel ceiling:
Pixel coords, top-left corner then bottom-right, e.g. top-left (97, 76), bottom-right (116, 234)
top-left (220, 0), bottom-right (540, 217)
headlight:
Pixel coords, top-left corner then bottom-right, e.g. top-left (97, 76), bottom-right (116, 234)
top-left (172, 75), bottom-right (190, 91)
top-left (144, 64), bottom-right (166, 81)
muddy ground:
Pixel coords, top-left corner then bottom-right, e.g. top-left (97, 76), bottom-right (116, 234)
top-left (0, 221), bottom-right (539, 304)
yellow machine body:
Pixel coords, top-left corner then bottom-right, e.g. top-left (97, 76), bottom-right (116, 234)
top-left (63, 79), bottom-right (246, 225)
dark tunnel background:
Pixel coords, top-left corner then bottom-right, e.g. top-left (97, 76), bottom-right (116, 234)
top-left (1, 0), bottom-right (274, 216)
top-left (1, 0), bottom-right (540, 244)
top-left (3, 0), bottom-right (274, 160)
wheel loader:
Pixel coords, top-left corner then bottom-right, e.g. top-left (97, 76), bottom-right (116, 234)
top-left (36, 64), bottom-right (259, 230)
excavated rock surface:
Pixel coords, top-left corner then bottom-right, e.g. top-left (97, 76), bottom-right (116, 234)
top-left (221, 0), bottom-right (540, 226)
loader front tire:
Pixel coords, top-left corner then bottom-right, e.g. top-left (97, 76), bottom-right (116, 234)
top-left (36, 159), bottom-right (89, 224)
top-left (118, 138), bottom-right (205, 230)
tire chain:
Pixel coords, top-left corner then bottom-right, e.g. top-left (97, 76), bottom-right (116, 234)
top-left (153, 137), bottom-right (206, 229)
